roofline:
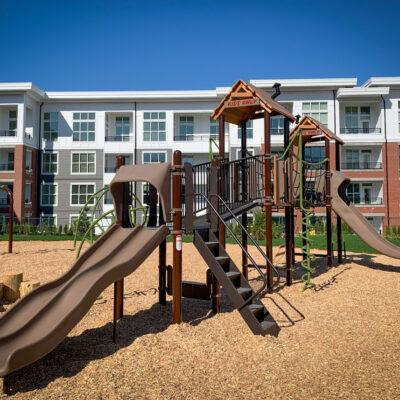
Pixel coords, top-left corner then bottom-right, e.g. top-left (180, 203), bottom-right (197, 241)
top-left (362, 77), bottom-right (400, 87)
top-left (249, 78), bottom-right (357, 89)
top-left (337, 86), bottom-right (390, 98)
top-left (0, 82), bottom-right (45, 99)
top-left (45, 89), bottom-right (221, 101)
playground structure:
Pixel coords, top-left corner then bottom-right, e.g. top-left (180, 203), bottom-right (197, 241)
top-left (2, 79), bottom-right (400, 394)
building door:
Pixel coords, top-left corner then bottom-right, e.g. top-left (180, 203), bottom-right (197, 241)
top-left (363, 186), bottom-right (371, 205)
top-left (361, 150), bottom-right (371, 169)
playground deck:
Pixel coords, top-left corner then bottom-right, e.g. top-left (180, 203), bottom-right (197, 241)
top-left (1, 240), bottom-right (399, 400)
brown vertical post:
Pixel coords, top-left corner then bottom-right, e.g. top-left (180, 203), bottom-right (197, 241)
top-left (335, 142), bottom-right (343, 264)
top-left (218, 116), bottom-right (226, 248)
top-left (283, 118), bottom-right (293, 285)
top-left (264, 112), bottom-right (273, 289)
top-left (158, 203), bottom-right (167, 305)
top-left (172, 150), bottom-right (183, 323)
top-left (7, 188), bottom-right (13, 254)
top-left (113, 155), bottom-right (125, 342)
top-left (240, 122), bottom-right (248, 279)
top-left (325, 139), bottom-right (333, 268)
top-left (2, 375), bottom-right (10, 395)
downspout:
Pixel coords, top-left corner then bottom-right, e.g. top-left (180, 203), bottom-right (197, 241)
top-left (381, 95), bottom-right (390, 227)
top-left (36, 102), bottom-right (44, 218)
top-left (332, 90), bottom-right (337, 134)
top-left (134, 101), bottom-right (137, 207)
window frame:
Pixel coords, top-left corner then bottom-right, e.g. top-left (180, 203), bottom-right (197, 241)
top-left (70, 182), bottom-right (96, 207)
top-left (72, 112), bottom-right (96, 142)
top-left (42, 151), bottom-right (59, 175)
top-left (43, 111), bottom-right (59, 141)
top-left (71, 151), bottom-right (96, 175)
top-left (142, 151), bottom-right (167, 164)
top-left (143, 112), bottom-right (166, 142)
top-left (40, 214), bottom-right (58, 226)
top-left (41, 182), bottom-right (58, 207)
top-left (302, 101), bottom-right (328, 125)
top-left (237, 120), bottom-right (253, 139)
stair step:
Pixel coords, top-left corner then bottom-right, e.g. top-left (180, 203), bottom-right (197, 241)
top-left (260, 318), bottom-right (278, 335)
top-left (237, 287), bottom-right (253, 300)
top-left (247, 303), bottom-right (265, 321)
top-left (225, 271), bottom-right (241, 286)
top-left (215, 256), bottom-right (230, 270)
top-left (205, 241), bottom-right (219, 250)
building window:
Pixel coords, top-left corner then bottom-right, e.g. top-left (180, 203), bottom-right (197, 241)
top-left (43, 112), bottom-right (58, 141)
top-left (71, 184), bottom-right (95, 205)
top-left (104, 186), bottom-right (113, 205)
top-left (71, 152), bottom-right (96, 174)
top-left (104, 154), bottom-right (132, 173)
top-left (398, 101), bottom-right (400, 133)
top-left (143, 152), bottom-right (166, 164)
top-left (42, 152), bottom-right (58, 174)
top-left (237, 120), bottom-right (253, 139)
top-left (9, 110), bottom-right (17, 134)
top-left (143, 112), bottom-right (166, 141)
top-left (346, 183), bottom-right (360, 204)
top-left (6, 152), bottom-right (14, 171)
top-left (210, 119), bottom-right (229, 138)
top-left (41, 183), bottom-right (58, 206)
top-left (178, 116), bottom-right (194, 140)
top-left (344, 149), bottom-right (360, 169)
top-left (24, 182), bottom-right (32, 205)
top-left (271, 116), bottom-right (284, 135)
top-left (40, 215), bottom-right (57, 226)
top-left (115, 116), bottom-right (130, 138)
top-left (304, 146), bottom-right (325, 163)
top-left (73, 112), bottom-right (95, 141)
top-left (302, 102), bottom-right (328, 125)
top-left (344, 106), bottom-right (370, 133)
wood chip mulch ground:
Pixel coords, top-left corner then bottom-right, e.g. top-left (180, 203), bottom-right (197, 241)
top-left (0, 240), bottom-right (399, 399)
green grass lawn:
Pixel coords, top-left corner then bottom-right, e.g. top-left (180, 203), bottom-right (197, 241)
top-left (2, 232), bottom-right (400, 255)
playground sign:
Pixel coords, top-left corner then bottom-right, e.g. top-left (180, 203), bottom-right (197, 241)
top-left (224, 98), bottom-right (260, 108)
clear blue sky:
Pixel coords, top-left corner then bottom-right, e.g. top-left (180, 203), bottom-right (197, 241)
top-left (0, 0), bottom-right (399, 91)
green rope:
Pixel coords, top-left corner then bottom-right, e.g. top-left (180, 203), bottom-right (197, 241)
top-left (297, 131), bottom-right (316, 290)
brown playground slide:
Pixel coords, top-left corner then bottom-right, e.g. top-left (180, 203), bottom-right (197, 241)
top-left (331, 171), bottom-right (400, 259)
top-left (0, 224), bottom-right (169, 377)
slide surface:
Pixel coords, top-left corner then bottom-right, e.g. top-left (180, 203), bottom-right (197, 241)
top-left (0, 224), bottom-right (169, 377)
top-left (331, 171), bottom-right (400, 259)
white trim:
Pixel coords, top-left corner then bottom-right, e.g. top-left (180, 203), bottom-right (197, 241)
top-left (40, 182), bottom-right (58, 207)
top-left (70, 151), bottom-right (96, 175)
top-left (337, 87), bottom-right (389, 98)
top-left (142, 151), bottom-right (168, 164)
top-left (70, 182), bottom-right (96, 207)
top-left (250, 78), bottom-right (357, 89)
top-left (41, 151), bottom-right (59, 175)
top-left (362, 77), bottom-right (400, 87)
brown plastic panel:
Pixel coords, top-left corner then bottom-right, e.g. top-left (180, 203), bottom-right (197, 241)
top-left (110, 163), bottom-right (171, 222)
top-left (331, 171), bottom-right (400, 259)
top-left (0, 224), bottom-right (169, 377)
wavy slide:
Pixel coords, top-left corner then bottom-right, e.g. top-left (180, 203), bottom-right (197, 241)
top-left (331, 171), bottom-right (400, 259)
top-left (0, 224), bottom-right (169, 377)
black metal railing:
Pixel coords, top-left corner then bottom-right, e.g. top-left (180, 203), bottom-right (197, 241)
top-left (349, 197), bottom-right (383, 205)
top-left (0, 198), bottom-right (10, 206)
top-left (105, 135), bottom-right (133, 142)
top-left (0, 162), bottom-right (14, 171)
top-left (174, 134), bottom-right (218, 142)
top-left (341, 161), bottom-right (382, 170)
top-left (190, 160), bottom-right (212, 213)
top-left (340, 127), bottom-right (381, 134)
top-left (0, 130), bottom-right (16, 137)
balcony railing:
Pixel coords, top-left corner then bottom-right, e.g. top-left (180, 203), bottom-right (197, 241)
top-left (271, 128), bottom-right (284, 135)
top-left (340, 127), bottom-right (381, 134)
top-left (0, 198), bottom-right (10, 206)
top-left (0, 162), bottom-right (14, 171)
top-left (0, 130), bottom-right (16, 137)
top-left (349, 197), bottom-right (383, 205)
top-left (105, 135), bottom-right (133, 142)
top-left (342, 161), bottom-right (383, 170)
top-left (104, 165), bottom-right (117, 173)
top-left (174, 133), bottom-right (218, 142)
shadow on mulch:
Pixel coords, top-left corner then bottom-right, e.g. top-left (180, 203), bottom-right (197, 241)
top-left (7, 297), bottom-right (233, 395)
top-left (346, 254), bottom-right (400, 273)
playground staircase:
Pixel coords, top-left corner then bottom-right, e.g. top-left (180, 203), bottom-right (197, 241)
top-left (194, 227), bottom-right (278, 336)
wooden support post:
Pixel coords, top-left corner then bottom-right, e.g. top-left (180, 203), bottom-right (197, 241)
top-left (325, 139), bottom-right (333, 268)
top-left (335, 141), bottom-right (343, 264)
top-left (172, 150), bottom-right (183, 324)
top-left (264, 113), bottom-right (273, 289)
top-left (283, 117), bottom-right (293, 286)
top-left (158, 204), bottom-right (167, 305)
top-left (240, 121), bottom-right (248, 279)
top-left (8, 189), bottom-right (13, 254)
top-left (113, 155), bottom-right (125, 342)
top-left (3, 375), bottom-right (10, 395)
top-left (218, 115), bottom-right (226, 248)
top-left (301, 143), bottom-right (307, 262)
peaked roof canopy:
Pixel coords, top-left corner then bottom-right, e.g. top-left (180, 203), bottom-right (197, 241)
top-left (290, 115), bottom-right (344, 145)
top-left (211, 80), bottom-right (295, 125)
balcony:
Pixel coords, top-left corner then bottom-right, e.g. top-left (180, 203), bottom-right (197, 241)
top-left (0, 162), bottom-right (14, 172)
top-left (342, 161), bottom-right (383, 170)
top-left (105, 135), bottom-right (133, 142)
top-left (340, 127), bottom-right (381, 134)
top-left (174, 133), bottom-right (218, 142)
top-left (0, 130), bottom-right (16, 137)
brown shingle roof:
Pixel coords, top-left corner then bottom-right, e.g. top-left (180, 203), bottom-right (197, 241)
top-left (211, 80), bottom-right (295, 125)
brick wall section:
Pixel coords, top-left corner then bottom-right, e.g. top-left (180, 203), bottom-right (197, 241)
top-left (383, 142), bottom-right (400, 227)
top-left (13, 145), bottom-right (25, 221)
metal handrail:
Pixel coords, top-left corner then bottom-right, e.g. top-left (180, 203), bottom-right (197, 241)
top-left (210, 193), bottom-right (281, 289)
top-left (194, 192), bottom-right (268, 310)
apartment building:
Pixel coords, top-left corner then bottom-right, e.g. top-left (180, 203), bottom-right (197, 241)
top-left (0, 77), bottom-right (399, 233)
